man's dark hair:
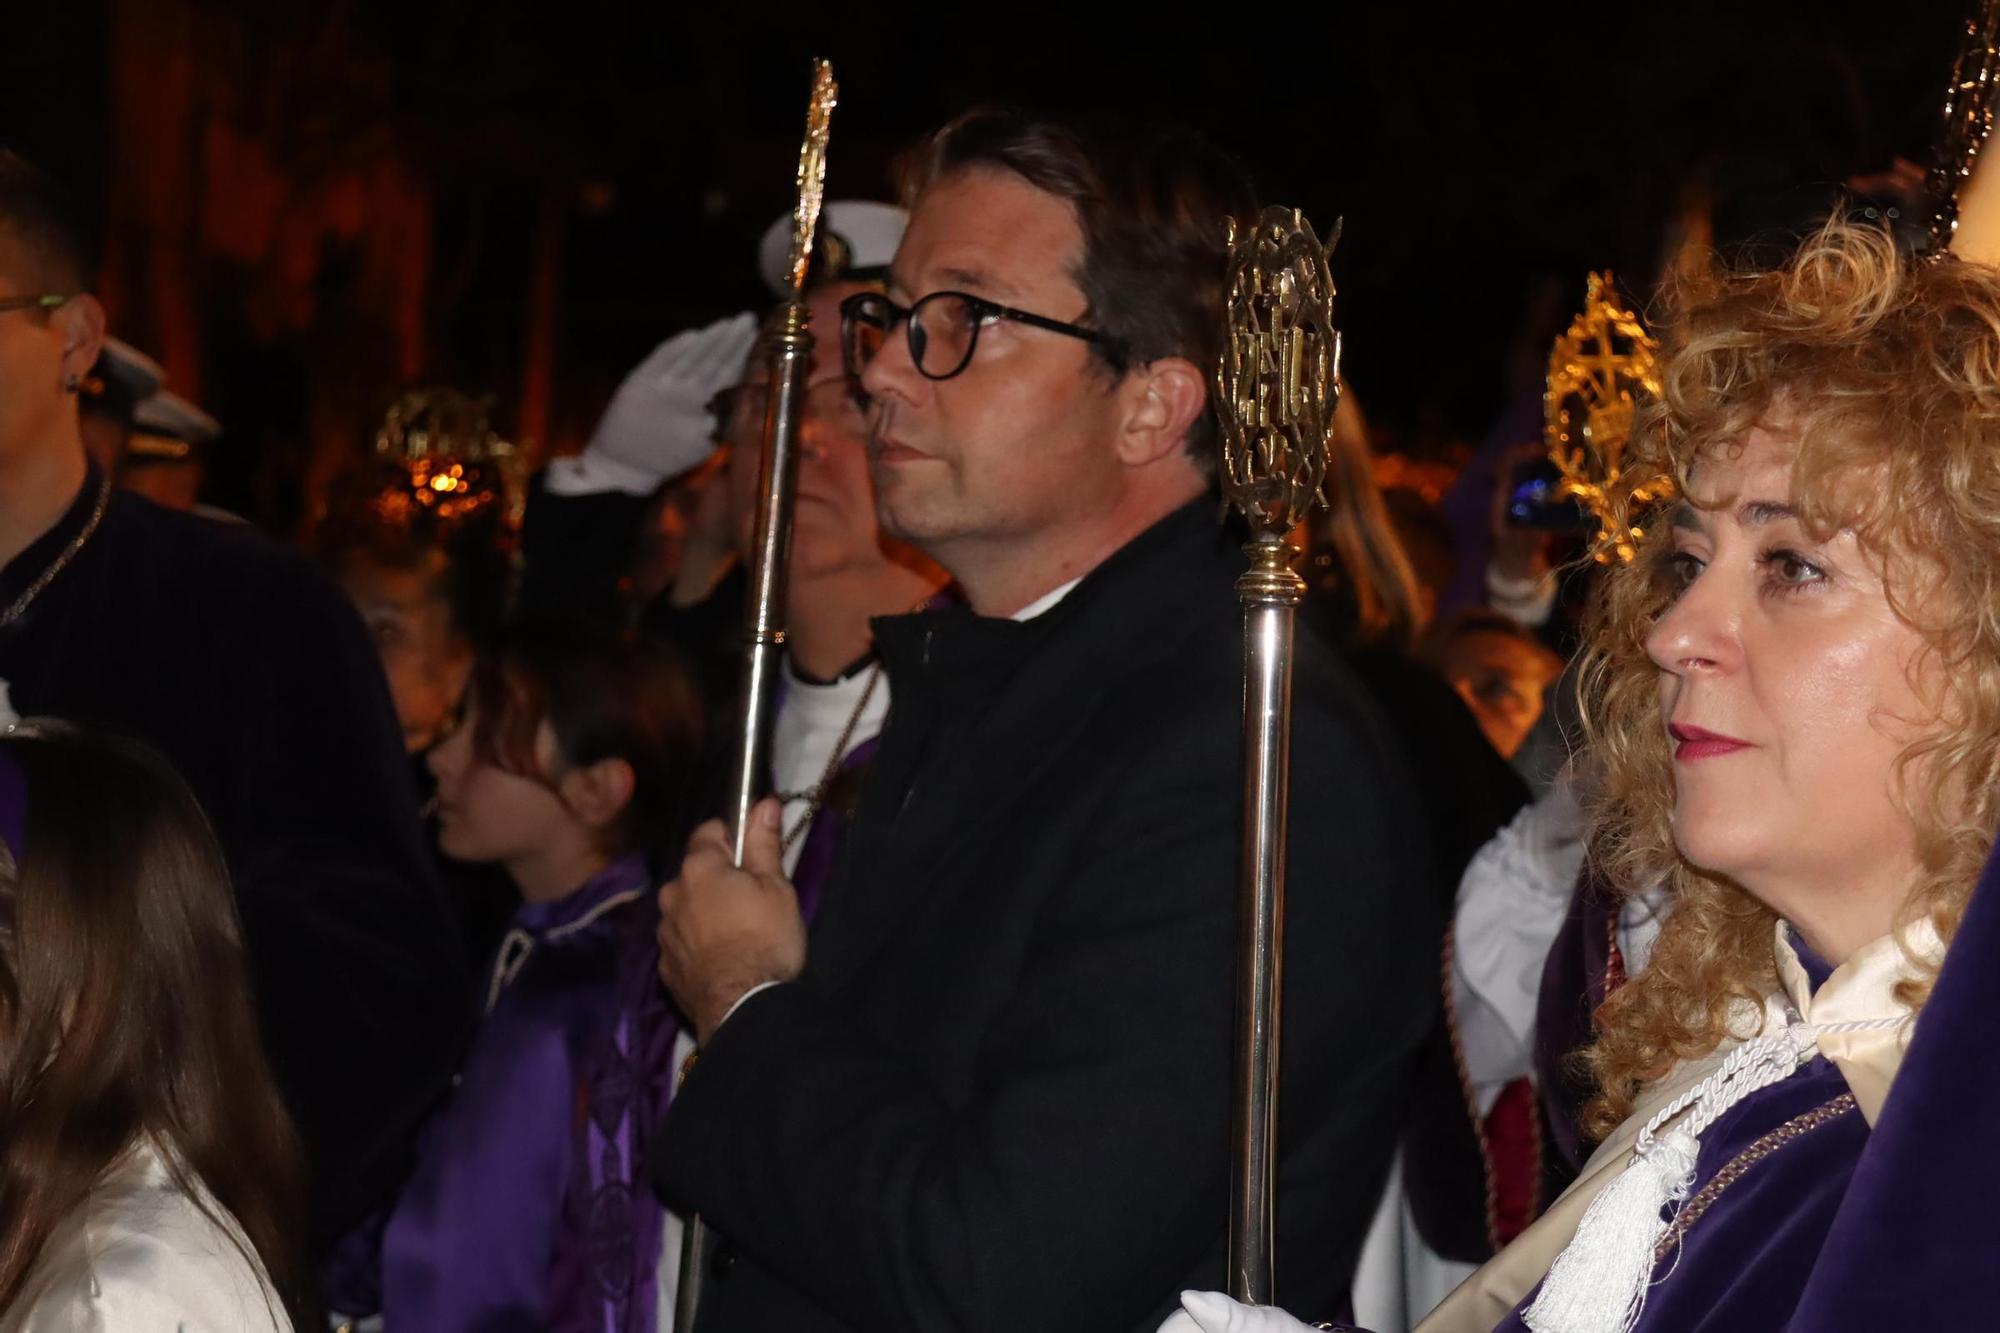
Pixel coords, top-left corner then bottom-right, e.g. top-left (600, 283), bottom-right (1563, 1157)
top-left (902, 109), bottom-right (1257, 468)
top-left (0, 149), bottom-right (96, 294)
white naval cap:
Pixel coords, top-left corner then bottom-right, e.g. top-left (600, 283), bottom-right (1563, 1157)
top-left (757, 199), bottom-right (907, 298)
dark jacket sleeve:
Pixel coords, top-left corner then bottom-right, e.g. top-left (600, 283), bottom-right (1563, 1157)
top-left (655, 674), bottom-right (1435, 1331)
top-left (221, 557), bottom-right (470, 1243)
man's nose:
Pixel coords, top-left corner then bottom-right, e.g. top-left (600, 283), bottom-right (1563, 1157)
top-left (860, 317), bottom-right (923, 406)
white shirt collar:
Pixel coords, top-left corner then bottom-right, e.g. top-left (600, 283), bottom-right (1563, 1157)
top-left (1009, 577), bottom-right (1083, 623)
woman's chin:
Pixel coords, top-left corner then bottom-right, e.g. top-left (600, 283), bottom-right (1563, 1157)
top-left (1670, 812), bottom-right (1769, 888)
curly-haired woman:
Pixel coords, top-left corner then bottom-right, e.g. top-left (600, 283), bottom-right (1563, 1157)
top-left (1164, 215), bottom-right (2000, 1333)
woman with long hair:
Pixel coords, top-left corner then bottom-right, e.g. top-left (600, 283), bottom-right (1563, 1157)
top-left (0, 721), bottom-right (312, 1329)
top-left (1166, 215), bottom-right (2000, 1332)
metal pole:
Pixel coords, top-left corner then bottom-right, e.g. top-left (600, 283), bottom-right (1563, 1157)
top-left (673, 304), bottom-right (811, 1333)
top-left (674, 59), bottom-right (837, 1333)
top-left (1213, 204), bottom-right (1340, 1310)
top-left (1227, 533), bottom-right (1303, 1303)
top-left (723, 305), bottom-right (810, 855)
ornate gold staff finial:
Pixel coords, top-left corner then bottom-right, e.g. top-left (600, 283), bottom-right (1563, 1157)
top-left (1213, 204), bottom-right (1340, 1308)
top-left (1544, 271), bottom-right (1668, 564)
top-left (1929, 0), bottom-right (2000, 257)
top-left (785, 59), bottom-right (839, 298)
top-left (1216, 207), bottom-right (1340, 543)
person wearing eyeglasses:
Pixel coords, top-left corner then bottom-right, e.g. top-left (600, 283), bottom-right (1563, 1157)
top-left (0, 149), bottom-right (466, 1260)
top-left (648, 109), bottom-right (1435, 1333)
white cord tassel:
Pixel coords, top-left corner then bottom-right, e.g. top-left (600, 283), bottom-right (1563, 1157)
top-left (1521, 1124), bottom-right (1696, 1333)
top-left (1523, 1015), bottom-right (1901, 1333)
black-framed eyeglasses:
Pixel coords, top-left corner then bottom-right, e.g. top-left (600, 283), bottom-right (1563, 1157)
top-left (840, 289), bottom-right (1113, 383)
top-left (0, 295), bottom-right (68, 317)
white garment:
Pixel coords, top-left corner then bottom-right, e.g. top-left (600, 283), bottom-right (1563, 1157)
top-left (1355, 773), bottom-right (1664, 1329)
top-left (2, 1139), bottom-right (289, 1332)
top-left (770, 658), bottom-right (892, 878)
top-left (1451, 772), bottom-right (1667, 1116)
top-left (1350, 1149), bottom-right (1479, 1333)
top-left (1484, 561), bottom-right (1559, 628)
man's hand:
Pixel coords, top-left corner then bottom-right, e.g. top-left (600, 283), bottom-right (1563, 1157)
top-left (657, 797), bottom-right (807, 1044)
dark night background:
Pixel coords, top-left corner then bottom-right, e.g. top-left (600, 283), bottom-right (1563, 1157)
top-left (0, 0), bottom-right (1969, 533)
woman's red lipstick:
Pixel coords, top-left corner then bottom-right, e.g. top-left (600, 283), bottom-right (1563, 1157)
top-left (1670, 723), bottom-right (1750, 761)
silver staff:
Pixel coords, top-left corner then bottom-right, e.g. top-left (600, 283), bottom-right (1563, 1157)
top-left (673, 56), bottom-right (838, 1333)
top-left (1212, 206), bottom-right (1339, 1305)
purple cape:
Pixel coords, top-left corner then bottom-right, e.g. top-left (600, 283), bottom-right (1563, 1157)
top-left (379, 854), bottom-right (674, 1331)
top-left (1785, 833), bottom-right (2000, 1328)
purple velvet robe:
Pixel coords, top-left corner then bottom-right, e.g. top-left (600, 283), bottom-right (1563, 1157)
top-left (1785, 832), bottom-right (2000, 1329)
top-left (379, 854), bottom-right (676, 1331)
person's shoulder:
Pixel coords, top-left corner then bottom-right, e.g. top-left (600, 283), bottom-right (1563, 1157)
top-left (21, 1148), bottom-right (292, 1331)
top-left (108, 491), bottom-right (327, 585)
top-left (105, 490), bottom-right (358, 626)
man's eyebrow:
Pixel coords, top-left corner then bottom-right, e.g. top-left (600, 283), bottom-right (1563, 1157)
top-left (936, 265), bottom-right (1019, 299)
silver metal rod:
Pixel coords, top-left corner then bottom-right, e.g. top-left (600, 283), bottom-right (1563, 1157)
top-left (1227, 533), bottom-right (1302, 1306)
top-left (674, 302), bottom-right (811, 1333)
top-left (723, 306), bottom-right (811, 854)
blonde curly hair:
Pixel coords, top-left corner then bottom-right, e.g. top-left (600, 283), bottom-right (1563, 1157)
top-left (1579, 216), bottom-right (2000, 1135)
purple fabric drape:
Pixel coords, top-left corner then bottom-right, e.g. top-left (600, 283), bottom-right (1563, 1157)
top-left (1785, 835), bottom-right (2000, 1329)
top-left (378, 854), bottom-right (674, 1331)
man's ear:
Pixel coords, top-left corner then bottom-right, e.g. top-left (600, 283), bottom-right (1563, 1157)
top-left (1115, 355), bottom-right (1207, 467)
top-left (559, 756), bottom-right (637, 834)
top-left (54, 294), bottom-right (106, 389)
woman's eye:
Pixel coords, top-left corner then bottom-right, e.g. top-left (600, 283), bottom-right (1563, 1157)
top-left (1763, 549), bottom-right (1827, 589)
top-left (1661, 551), bottom-right (1703, 594)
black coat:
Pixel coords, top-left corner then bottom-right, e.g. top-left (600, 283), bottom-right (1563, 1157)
top-left (655, 501), bottom-right (1438, 1332)
top-left (0, 478), bottom-right (469, 1245)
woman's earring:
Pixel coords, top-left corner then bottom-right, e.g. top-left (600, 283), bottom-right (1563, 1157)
top-left (62, 373), bottom-right (80, 394)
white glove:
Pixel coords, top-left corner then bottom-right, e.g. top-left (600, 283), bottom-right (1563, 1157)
top-left (548, 312), bottom-right (760, 497)
top-left (1157, 1291), bottom-right (1321, 1333)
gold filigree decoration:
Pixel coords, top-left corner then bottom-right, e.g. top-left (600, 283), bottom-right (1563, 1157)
top-left (784, 60), bottom-right (839, 298)
top-left (1929, 0), bottom-right (2000, 255)
top-left (372, 387), bottom-right (523, 525)
top-left (1216, 207), bottom-right (1341, 537)
top-left (1545, 272), bottom-right (1668, 563)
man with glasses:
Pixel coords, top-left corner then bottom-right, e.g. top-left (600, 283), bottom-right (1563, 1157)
top-left (651, 110), bottom-right (1435, 1331)
top-left (0, 149), bottom-right (465, 1253)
